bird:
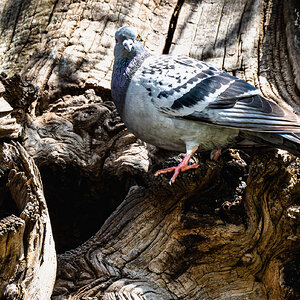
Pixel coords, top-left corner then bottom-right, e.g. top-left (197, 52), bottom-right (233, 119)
top-left (111, 25), bottom-right (300, 184)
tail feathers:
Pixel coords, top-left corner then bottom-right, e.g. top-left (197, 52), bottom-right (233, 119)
top-left (240, 131), bottom-right (300, 155)
top-left (280, 132), bottom-right (300, 144)
top-left (279, 133), bottom-right (300, 155)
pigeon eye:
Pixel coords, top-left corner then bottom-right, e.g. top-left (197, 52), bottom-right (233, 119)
top-left (115, 38), bottom-right (118, 43)
top-left (136, 34), bottom-right (142, 41)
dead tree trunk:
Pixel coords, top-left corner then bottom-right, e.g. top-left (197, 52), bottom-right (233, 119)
top-left (0, 0), bottom-right (299, 299)
top-left (0, 140), bottom-right (56, 300)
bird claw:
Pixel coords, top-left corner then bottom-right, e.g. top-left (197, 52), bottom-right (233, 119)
top-left (155, 163), bottom-right (199, 184)
top-left (155, 146), bottom-right (199, 184)
top-left (210, 148), bottom-right (222, 161)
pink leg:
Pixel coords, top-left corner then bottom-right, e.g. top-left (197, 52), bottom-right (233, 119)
top-left (210, 148), bottom-right (222, 161)
top-left (154, 146), bottom-right (199, 184)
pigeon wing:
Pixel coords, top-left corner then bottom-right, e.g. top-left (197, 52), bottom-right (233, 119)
top-left (139, 55), bottom-right (300, 133)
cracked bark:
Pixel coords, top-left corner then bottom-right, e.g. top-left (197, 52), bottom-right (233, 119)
top-left (0, 142), bottom-right (56, 300)
top-left (0, 0), bottom-right (299, 299)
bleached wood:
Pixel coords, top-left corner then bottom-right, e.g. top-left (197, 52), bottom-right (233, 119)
top-left (0, 0), bottom-right (299, 299)
top-left (0, 143), bottom-right (56, 300)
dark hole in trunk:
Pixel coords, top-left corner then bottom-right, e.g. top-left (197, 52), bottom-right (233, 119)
top-left (40, 164), bottom-right (138, 253)
top-left (0, 170), bottom-right (18, 219)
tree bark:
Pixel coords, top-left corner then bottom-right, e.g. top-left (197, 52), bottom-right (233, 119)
top-left (0, 0), bottom-right (299, 299)
top-left (0, 142), bottom-right (56, 300)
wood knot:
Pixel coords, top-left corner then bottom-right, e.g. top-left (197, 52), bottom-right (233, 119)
top-left (103, 109), bottom-right (126, 135)
top-left (3, 283), bottom-right (20, 299)
top-left (72, 104), bottom-right (110, 133)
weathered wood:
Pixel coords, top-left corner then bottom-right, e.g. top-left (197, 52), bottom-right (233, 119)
top-left (0, 0), bottom-right (178, 100)
top-left (0, 142), bottom-right (56, 300)
top-left (0, 0), bottom-right (299, 299)
top-left (1, 0), bottom-right (298, 111)
top-left (170, 0), bottom-right (300, 112)
top-left (284, 0), bottom-right (300, 94)
top-left (23, 93), bottom-right (151, 176)
top-left (0, 75), bottom-right (21, 139)
top-left (52, 151), bottom-right (300, 299)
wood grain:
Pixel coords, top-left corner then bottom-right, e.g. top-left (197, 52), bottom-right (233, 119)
top-left (0, 0), bottom-right (299, 299)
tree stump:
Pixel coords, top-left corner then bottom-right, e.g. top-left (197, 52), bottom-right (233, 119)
top-left (0, 142), bottom-right (56, 300)
top-left (0, 0), bottom-right (299, 299)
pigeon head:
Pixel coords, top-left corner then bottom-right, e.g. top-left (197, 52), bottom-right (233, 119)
top-left (114, 25), bottom-right (144, 60)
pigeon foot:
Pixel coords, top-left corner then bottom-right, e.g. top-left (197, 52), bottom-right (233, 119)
top-left (210, 148), bottom-right (222, 161)
top-left (155, 152), bottom-right (199, 184)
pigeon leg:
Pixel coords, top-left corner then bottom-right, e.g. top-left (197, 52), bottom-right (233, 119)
top-left (210, 148), bottom-right (222, 161)
top-left (155, 146), bottom-right (199, 184)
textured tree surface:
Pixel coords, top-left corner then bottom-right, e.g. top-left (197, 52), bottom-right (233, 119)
top-left (0, 142), bottom-right (56, 300)
top-left (0, 0), bottom-right (299, 299)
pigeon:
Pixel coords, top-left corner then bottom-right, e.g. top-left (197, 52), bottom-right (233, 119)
top-left (111, 25), bottom-right (300, 184)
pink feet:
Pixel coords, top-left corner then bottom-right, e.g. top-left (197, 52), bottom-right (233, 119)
top-left (210, 148), bottom-right (222, 161)
top-left (154, 146), bottom-right (222, 184)
top-left (154, 152), bottom-right (199, 184)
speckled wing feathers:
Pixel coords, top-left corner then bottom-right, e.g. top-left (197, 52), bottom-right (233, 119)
top-left (185, 95), bottom-right (300, 132)
top-left (136, 55), bottom-right (300, 133)
top-left (136, 55), bottom-right (214, 115)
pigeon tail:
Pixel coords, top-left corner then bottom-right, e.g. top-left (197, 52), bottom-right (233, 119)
top-left (240, 131), bottom-right (300, 155)
top-left (279, 132), bottom-right (300, 155)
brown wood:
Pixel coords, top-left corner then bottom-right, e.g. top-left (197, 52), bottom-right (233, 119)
top-left (0, 0), bottom-right (299, 299)
top-left (0, 142), bottom-right (56, 300)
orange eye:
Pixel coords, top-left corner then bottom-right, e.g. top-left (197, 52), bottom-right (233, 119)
top-left (136, 34), bottom-right (141, 41)
top-left (115, 38), bottom-right (118, 43)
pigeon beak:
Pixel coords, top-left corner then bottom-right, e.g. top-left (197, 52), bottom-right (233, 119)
top-left (123, 39), bottom-right (133, 52)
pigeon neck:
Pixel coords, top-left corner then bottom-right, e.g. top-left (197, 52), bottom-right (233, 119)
top-left (113, 50), bottom-right (149, 77)
top-left (112, 50), bottom-right (150, 116)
